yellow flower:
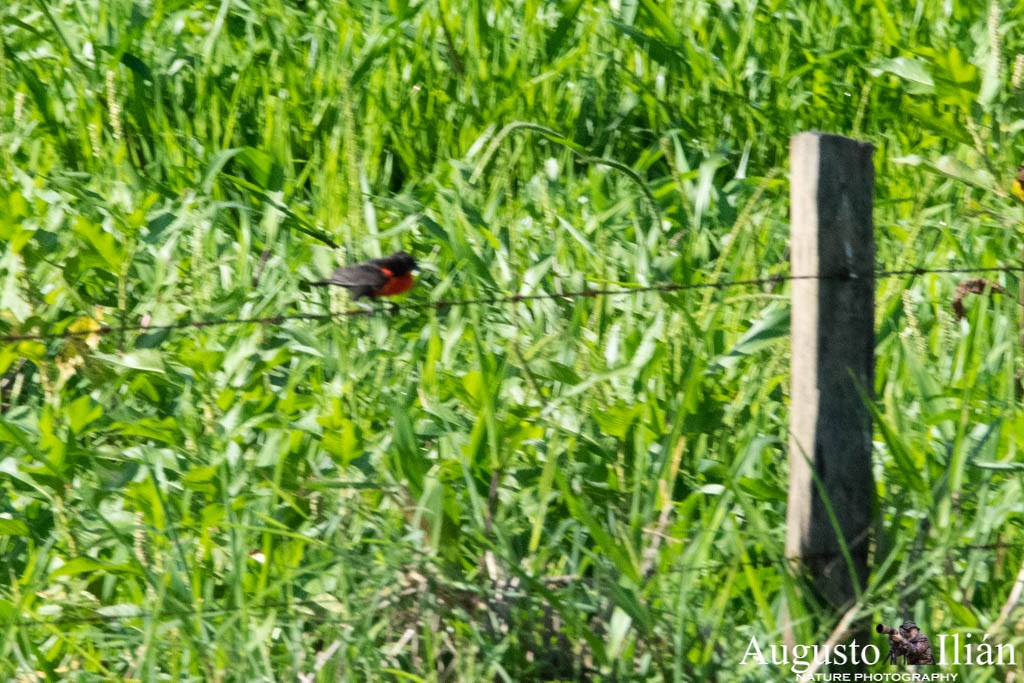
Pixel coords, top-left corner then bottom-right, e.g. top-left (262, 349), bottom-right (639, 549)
top-left (1012, 166), bottom-right (1024, 203)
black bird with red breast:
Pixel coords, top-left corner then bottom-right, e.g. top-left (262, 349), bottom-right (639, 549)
top-left (307, 251), bottom-right (417, 299)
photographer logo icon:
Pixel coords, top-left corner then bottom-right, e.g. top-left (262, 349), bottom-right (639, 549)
top-left (876, 620), bottom-right (935, 665)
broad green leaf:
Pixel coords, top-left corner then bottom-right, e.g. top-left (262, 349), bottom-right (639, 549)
top-left (94, 350), bottom-right (165, 373)
top-left (235, 147), bottom-right (284, 192)
top-left (594, 402), bottom-right (640, 439)
top-left (72, 216), bottom-right (123, 270)
top-left (0, 518), bottom-right (30, 536)
top-left (869, 57), bottom-right (934, 93)
top-left (67, 395), bottom-right (103, 434)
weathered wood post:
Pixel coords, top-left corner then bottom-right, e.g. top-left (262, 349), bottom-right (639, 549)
top-left (787, 133), bottom-right (875, 613)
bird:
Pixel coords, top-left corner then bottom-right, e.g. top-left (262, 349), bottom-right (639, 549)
top-left (307, 251), bottom-right (418, 299)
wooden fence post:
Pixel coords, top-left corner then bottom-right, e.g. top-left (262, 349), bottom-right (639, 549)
top-left (787, 133), bottom-right (875, 612)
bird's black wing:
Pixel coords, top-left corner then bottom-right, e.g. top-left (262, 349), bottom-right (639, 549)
top-left (308, 263), bottom-right (388, 299)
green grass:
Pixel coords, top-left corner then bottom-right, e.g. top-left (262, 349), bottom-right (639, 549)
top-left (1, 0), bottom-right (1023, 680)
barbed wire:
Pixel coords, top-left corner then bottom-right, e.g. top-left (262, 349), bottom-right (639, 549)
top-left (677, 541), bottom-right (1021, 574)
top-left (1, 264), bottom-right (1021, 345)
top-left (2, 598), bottom-right (328, 629)
top-left (4, 539), bottom-right (1020, 630)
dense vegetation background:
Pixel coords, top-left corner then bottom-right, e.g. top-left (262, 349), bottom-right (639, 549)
top-left (1, 0), bottom-right (1023, 680)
